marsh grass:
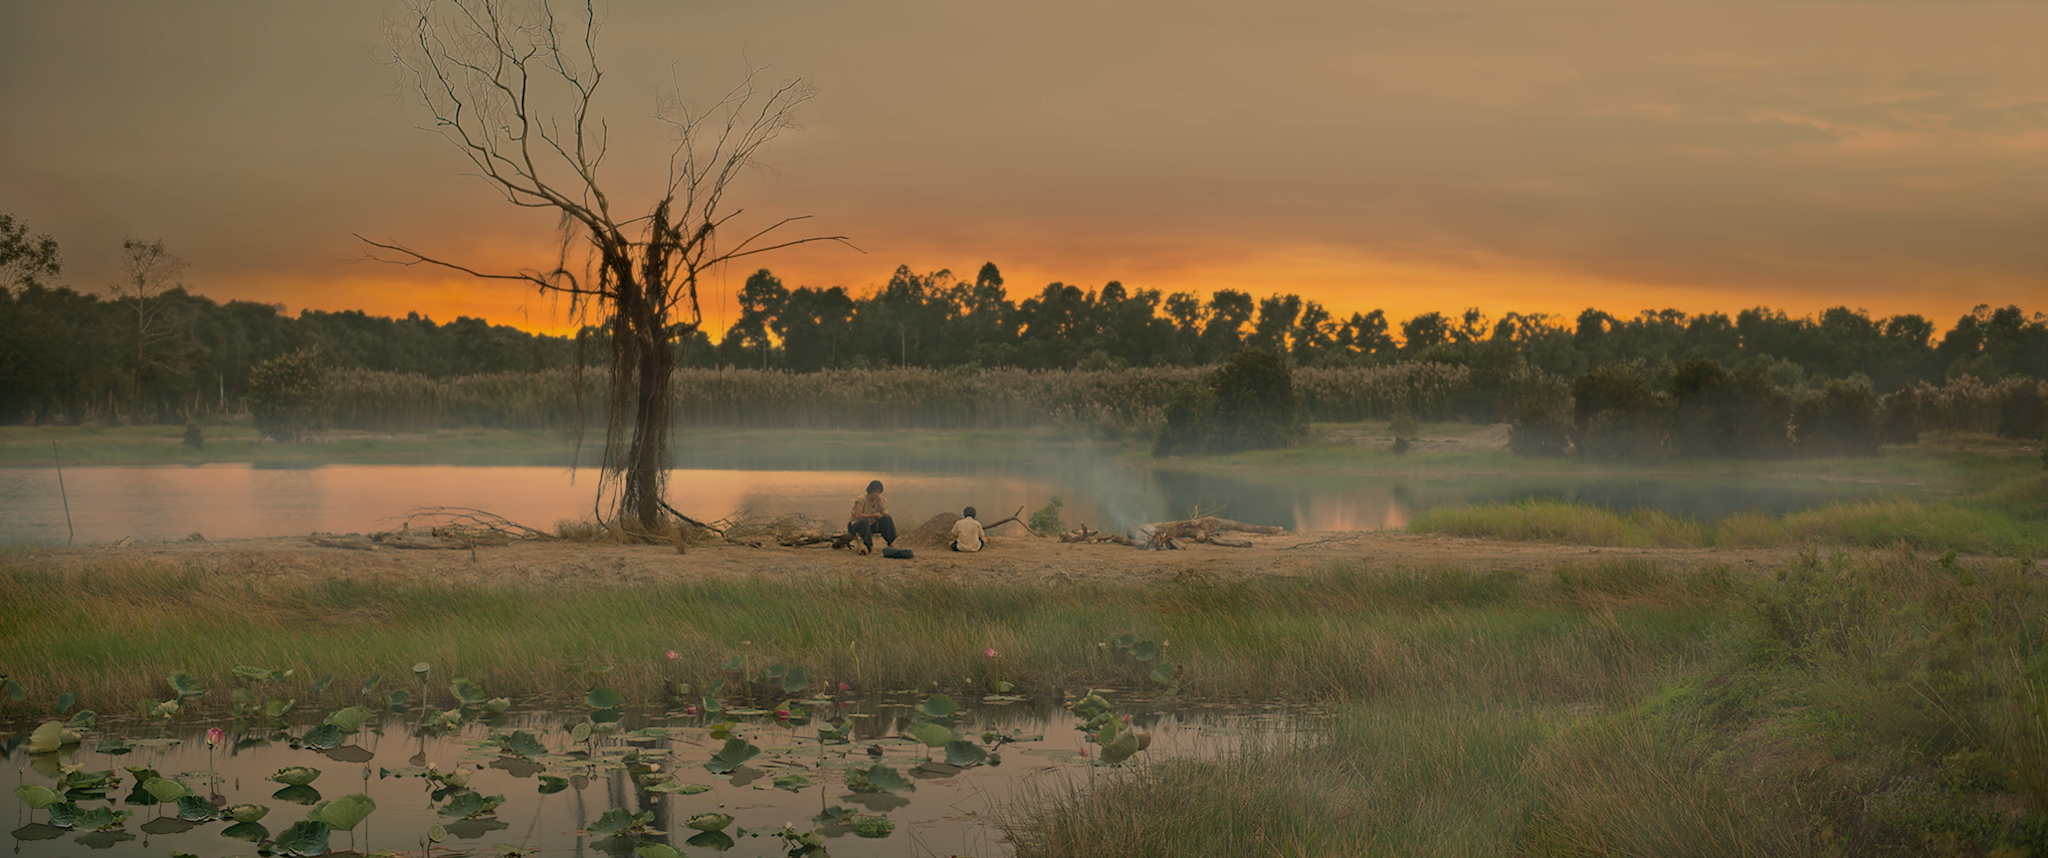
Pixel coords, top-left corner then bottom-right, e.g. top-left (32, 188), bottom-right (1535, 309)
top-left (1411, 473), bottom-right (2048, 557)
top-left (1007, 547), bottom-right (2048, 857)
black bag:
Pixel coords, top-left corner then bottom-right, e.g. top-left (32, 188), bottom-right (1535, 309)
top-left (881, 547), bottom-right (914, 559)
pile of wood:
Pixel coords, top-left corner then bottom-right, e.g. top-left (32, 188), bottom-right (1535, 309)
top-left (1059, 515), bottom-right (1286, 549)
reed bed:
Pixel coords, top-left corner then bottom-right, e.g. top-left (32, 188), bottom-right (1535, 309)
top-left (1005, 547), bottom-right (2048, 858)
top-left (1409, 475), bottom-right (2048, 557)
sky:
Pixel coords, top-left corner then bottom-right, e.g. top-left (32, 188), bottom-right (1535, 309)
top-left (2, 0), bottom-right (2044, 338)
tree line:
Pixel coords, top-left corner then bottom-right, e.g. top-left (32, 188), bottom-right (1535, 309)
top-left (4, 213), bottom-right (2045, 430)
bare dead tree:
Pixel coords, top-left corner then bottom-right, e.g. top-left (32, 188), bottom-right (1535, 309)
top-left (107, 239), bottom-right (190, 423)
top-left (359, 0), bottom-right (851, 531)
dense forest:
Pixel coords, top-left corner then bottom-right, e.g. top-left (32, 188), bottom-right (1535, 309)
top-left (3, 214), bottom-right (2045, 451)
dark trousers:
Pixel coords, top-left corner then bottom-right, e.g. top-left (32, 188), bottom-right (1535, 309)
top-left (849, 515), bottom-right (897, 548)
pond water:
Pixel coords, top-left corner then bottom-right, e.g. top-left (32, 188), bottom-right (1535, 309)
top-left (0, 438), bottom-right (1923, 545)
top-left (4, 693), bottom-right (1302, 858)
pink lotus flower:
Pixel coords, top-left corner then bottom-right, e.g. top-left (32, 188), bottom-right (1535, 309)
top-left (684, 706), bottom-right (699, 716)
top-left (984, 648), bottom-right (999, 659)
top-left (837, 682), bottom-right (851, 692)
top-left (665, 650), bottom-right (679, 661)
top-left (206, 727), bottom-right (225, 747)
top-left (774, 709), bottom-right (791, 721)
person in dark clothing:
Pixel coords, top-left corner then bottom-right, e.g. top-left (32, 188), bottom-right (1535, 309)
top-left (847, 479), bottom-right (896, 554)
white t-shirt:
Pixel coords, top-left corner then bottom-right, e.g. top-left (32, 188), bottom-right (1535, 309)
top-left (951, 517), bottom-right (985, 552)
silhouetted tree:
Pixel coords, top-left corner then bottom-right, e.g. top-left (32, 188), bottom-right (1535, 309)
top-left (361, 0), bottom-right (848, 530)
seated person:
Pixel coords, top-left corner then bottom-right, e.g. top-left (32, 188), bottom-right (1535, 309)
top-left (951, 506), bottom-right (985, 552)
top-left (847, 479), bottom-right (896, 553)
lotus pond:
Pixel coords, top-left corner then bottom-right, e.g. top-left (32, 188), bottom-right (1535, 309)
top-left (5, 682), bottom-right (1311, 858)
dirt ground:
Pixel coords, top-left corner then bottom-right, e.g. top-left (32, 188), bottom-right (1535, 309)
top-left (31, 524), bottom-right (1816, 590)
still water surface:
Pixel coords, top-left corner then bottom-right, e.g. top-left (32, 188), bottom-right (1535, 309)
top-left (5, 696), bottom-right (1295, 858)
top-left (0, 440), bottom-right (1920, 545)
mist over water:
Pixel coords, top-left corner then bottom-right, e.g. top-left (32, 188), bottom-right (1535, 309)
top-left (0, 439), bottom-right (1926, 546)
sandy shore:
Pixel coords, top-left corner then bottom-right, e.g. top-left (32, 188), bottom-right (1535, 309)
top-left (27, 525), bottom-right (1813, 589)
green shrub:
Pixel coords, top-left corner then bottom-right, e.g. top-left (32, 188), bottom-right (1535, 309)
top-left (246, 348), bottom-right (328, 442)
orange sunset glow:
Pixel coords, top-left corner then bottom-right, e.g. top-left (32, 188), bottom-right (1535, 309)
top-left (4, 0), bottom-right (2043, 337)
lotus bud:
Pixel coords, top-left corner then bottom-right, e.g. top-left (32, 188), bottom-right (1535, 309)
top-left (665, 650), bottom-right (679, 661)
top-left (837, 682), bottom-right (851, 692)
top-left (985, 648), bottom-right (999, 659)
top-left (775, 709), bottom-right (791, 721)
top-left (685, 706), bottom-right (699, 716)
top-left (206, 727), bottom-right (225, 747)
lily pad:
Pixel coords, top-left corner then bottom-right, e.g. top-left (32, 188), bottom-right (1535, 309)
top-left (851, 814), bottom-right (896, 838)
top-left (636, 844), bottom-right (685, 858)
top-left (221, 821), bottom-right (270, 842)
top-left (174, 795), bottom-right (216, 821)
top-left (918, 693), bottom-right (961, 718)
top-left (901, 721), bottom-right (959, 748)
top-left (141, 816), bottom-right (197, 835)
top-left (271, 784), bottom-right (322, 805)
top-left (309, 793), bottom-right (376, 830)
top-left (275, 819), bottom-right (331, 857)
top-left (141, 777), bottom-right (192, 802)
top-left (269, 766), bottom-right (323, 786)
top-left (586, 807), bottom-right (653, 837)
top-left (771, 774), bottom-right (812, 792)
top-left (944, 740), bottom-right (989, 767)
top-left (586, 687), bottom-right (624, 709)
top-left (845, 763), bottom-right (913, 795)
top-left (685, 812), bottom-right (734, 833)
top-left (703, 737), bottom-right (759, 774)
top-left (684, 830), bottom-right (736, 850)
top-left (227, 803), bottom-right (270, 823)
top-left (537, 775), bottom-right (569, 794)
top-left (64, 709), bottom-right (96, 730)
top-left (497, 730), bottom-right (547, 760)
top-left (299, 723), bottom-right (343, 750)
top-left (323, 705), bottom-right (374, 732)
top-left (26, 720), bottom-right (80, 754)
top-left (14, 784), bottom-right (63, 810)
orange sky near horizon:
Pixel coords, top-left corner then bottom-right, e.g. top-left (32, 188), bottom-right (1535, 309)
top-left (4, 0), bottom-right (2043, 343)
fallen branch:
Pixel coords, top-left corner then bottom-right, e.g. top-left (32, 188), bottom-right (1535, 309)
top-left (983, 506), bottom-right (1028, 531)
top-left (659, 499), bottom-right (726, 534)
top-left (397, 507), bottom-right (551, 541)
top-left (1278, 533), bottom-right (1365, 551)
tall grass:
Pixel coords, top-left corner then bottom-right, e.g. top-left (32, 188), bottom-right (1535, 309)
top-left (1006, 547), bottom-right (2048, 857)
top-left (1410, 474), bottom-right (2048, 557)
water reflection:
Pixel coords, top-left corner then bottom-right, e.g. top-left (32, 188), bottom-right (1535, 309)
top-left (0, 441), bottom-right (1924, 545)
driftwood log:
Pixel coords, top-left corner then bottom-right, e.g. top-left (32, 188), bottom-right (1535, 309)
top-left (1061, 515), bottom-right (1285, 549)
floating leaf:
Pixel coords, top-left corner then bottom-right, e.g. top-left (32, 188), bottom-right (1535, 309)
top-left (142, 816), bottom-right (197, 835)
top-left (902, 721), bottom-right (959, 747)
top-left (780, 667), bottom-right (810, 695)
top-left (309, 794), bottom-right (376, 831)
top-left (845, 764), bottom-right (912, 795)
top-left (94, 739), bottom-right (131, 755)
top-left (142, 777), bottom-right (193, 802)
top-left (815, 805), bottom-right (858, 825)
top-left (537, 776), bottom-right (568, 795)
top-left (586, 687), bottom-right (624, 709)
top-left (64, 710), bottom-right (95, 730)
top-left (944, 740), bottom-right (989, 767)
top-left (851, 815), bottom-right (896, 838)
top-left (272, 784), bottom-right (322, 805)
top-left (771, 774), bottom-right (812, 792)
top-left (918, 693), bottom-right (961, 718)
top-left (167, 671), bottom-right (206, 700)
top-left (72, 805), bottom-right (128, 831)
top-left (637, 844), bottom-right (684, 858)
top-left (299, 724), bottom-right (343, 750)
top-left (232, 665), bottom-right (274, 683)
top-left (222, 820), bottom-right (270, 841)
top-left (497, 730), bottom-right (547, 760)
top-left (46, 801), bottom-right (82, 828)
top-left (439, 789), bottom-right (504, 819)
top-left (586, 807), bottom-right (653, 837)
top-left (174, 795), bottom-right (215, 821)
top-left (275, 819), bottom-right (331, 856)
top-left (703, 737), bottom-right (759, 774)
top-left (685, 812), bottom-right (734, 833)
top-left (492, 845), bottom-right (531, 857)
top-left (648, 781), bottom-right (710, 795)
top-left (323, 705), bottom-right (374, 732)
top-left (14, 784), bottom-right (63, 810)
top-left (26, 720), bottom-right (79, 754)
top-left (685, 830), bottom-right (736, 850)
top-left (228, 803), bottom-right (270, 823)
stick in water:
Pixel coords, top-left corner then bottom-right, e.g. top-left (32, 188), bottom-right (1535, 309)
top-left (52, 441), bottom-right (74, 545)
